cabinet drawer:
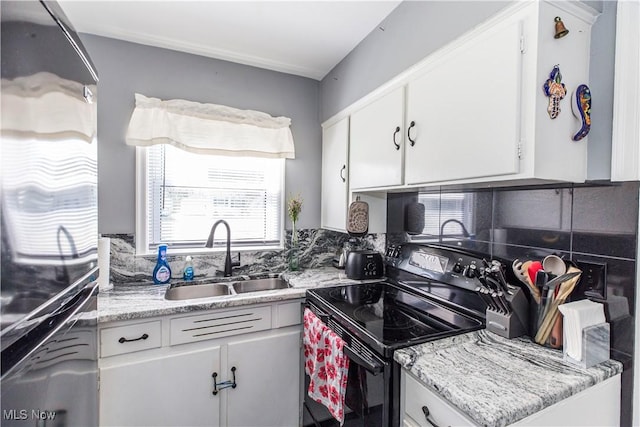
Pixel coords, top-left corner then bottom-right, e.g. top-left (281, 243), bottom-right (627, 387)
top-left (170, 306), bottom-right (271, 345)
top-left (100, 321), bottom-right (161, 357)
top-left (403, 371), bottom-right (476, 427)
top-left (275, 301), bottom-right (302, 328)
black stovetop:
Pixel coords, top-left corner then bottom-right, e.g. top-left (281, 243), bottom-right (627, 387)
top-left (306, 243), bottom-right (494, 358)
top-left (306, 281), bottom-right (484, 358)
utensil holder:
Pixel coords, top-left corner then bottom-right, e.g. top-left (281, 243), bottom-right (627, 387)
top-left (530, 300), bottom-right (564, 348)
top-left (486, 287), bottom-right (529, 339)
top-left (563, 322), bottom-right (610, 369)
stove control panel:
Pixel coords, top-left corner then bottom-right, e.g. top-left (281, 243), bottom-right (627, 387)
top-left (385, 244), bottom-right (487, 291)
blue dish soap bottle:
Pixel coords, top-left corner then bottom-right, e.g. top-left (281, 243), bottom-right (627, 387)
top-left (183, 256), bottom-right (194, 281)
top-left (153, 244), bottom-right (172, 284)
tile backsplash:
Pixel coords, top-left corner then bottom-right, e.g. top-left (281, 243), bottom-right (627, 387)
top-left (387, 182), bottom-right (639, 427)
top-left (104, 229), bottom-right (385, 285)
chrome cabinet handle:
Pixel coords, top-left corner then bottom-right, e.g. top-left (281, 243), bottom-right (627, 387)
top-left (393, 126), bottom-right (401, 150)
top-left (212, 366), bottom-right (237, 395)
top-left (421, 405), bottom-right (442, 427)
top-left (340, 165), bottom-right (346, 182)
top-left (408, 121), bottom-right (416, 146)
top-left (118, 333), bottom-right (148, 344)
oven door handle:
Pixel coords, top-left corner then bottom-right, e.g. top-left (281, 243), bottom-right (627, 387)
top-left (304, 302), bottom-right (330, 324)
top-left (343, 345), bottom-right (385, 375)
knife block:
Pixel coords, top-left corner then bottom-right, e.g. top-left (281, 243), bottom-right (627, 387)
top-left (486, 288), bottom-right (529, 339)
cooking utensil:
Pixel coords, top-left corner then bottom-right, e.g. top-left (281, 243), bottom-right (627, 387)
top-left (475, 286), bottom-right (494, 311)
top-left (527, 261), bottom-right (543, 285)
top-left (535, 270), bottom-right (581, 331)
top-left (549, 315), bottom-right (563, 348)
top-left (481, 287), bottom-right (499, 312)
top-left (512, 259), bottom-right (540, 303)
top-left (542, 255), bottom-right (566, 277)
top-left (535, 270), bottom-right (549, 329)
top-left (534, 266), bottom-right (582, 344)
top-left (496, 291), bottom-right (512, 314)
top-left (490, 262), bottom-right (515, 295)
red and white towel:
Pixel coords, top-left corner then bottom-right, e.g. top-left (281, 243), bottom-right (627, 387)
top-left (303, 308), bottom-right (350, 425)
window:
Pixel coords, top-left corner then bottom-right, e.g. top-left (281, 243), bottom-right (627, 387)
top-left (137, 144), bottom-right (284, 254)
top-left (410, 192), bottom-right (475, 240)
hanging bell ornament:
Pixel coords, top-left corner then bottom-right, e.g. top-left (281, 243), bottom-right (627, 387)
top-left (554, 16), bottom-right (569, 39)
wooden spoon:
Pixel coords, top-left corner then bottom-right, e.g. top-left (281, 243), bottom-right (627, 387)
top-left (534, 266), bottom-right (581, 344)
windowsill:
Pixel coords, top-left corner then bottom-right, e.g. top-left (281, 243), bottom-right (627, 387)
top-left (135, 244), bottom-right (284, 258)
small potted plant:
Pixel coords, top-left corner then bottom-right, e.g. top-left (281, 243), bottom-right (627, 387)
top-left (287, 194), bottom-right (303, 270)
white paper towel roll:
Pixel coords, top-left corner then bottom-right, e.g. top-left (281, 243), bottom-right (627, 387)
top-left (98, 237), bottom-right (113, 291)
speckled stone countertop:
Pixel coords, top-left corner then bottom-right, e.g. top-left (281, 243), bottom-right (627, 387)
top-left (98, 267), bottom-right (372, 323)
top-left (394, 330), bottom-right (623, 427)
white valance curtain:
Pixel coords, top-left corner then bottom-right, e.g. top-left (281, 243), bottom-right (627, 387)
top-left (1, 72), bottom-right (96, 143)
top-left (125, 93), bottom-right (295, 159)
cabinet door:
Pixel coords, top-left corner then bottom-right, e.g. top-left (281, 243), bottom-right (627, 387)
top-left (226, 330), bottom-right (301, 427)
top-left (100, 346), bottom-right (221, 427)
top-left (405, 19), bottom-right (522, 185)
top-left (349, 87), bottom-right (404, 189)
top-left (321, 117), bottom-right (349, 231)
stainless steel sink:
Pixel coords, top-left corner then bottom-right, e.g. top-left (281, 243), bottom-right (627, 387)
top-left (232, 278), bottom-right (288, 294)
top-left (164, 283), bottom-right (231, 300)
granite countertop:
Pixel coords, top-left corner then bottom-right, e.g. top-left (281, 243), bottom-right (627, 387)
top-left (98, 267), bottom-right (370, 323)
top-left (394, 330), bottom-right (623, 427)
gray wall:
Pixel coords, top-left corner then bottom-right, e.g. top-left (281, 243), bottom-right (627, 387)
top-left (84, 0), bottom-right (616, 234)
top-left (80, 35), bottom-right (321, 234)
top-left (319, 1), bottom-right (509, 122)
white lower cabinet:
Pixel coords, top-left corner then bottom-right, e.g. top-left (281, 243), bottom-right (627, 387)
top-left (101, 345), bottom-right (221, 427)
top-left (401, 370), bottom-right (621, 427)
top-left (99, 301), bottom-right (302, 427)
top-left (226, 331), bottom-right (300, 427)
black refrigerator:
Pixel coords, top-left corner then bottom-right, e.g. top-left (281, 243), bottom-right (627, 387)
top-left (0, 1), bottom-right (100, 425)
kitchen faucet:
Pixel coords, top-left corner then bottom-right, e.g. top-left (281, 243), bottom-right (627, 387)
top-left (205, 219), bottom-right (240, 277)
top-left (439, 218), bottom-right (472, 242)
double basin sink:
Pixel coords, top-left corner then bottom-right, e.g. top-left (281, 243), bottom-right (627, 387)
top-left (164, 277), bottom-right (289, 301)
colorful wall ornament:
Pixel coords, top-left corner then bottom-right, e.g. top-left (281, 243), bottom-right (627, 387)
top-left (543, 65), bottom-right (566, 119)
top-left (571, 84), bottom-right (591, 142)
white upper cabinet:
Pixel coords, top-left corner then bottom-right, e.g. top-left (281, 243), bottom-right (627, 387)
top-left (330, 1), bottom-right (600, 191)
top-left (522, 1), bottom-right (597, 183)
top-left (321, 117), bottom-right (349, 231)
top-left (610, 0), bottom-right (640, 182)
top-left (349, 87), bottom-right (404, 189)
top-left (404, 19), bottom-right (522, 184)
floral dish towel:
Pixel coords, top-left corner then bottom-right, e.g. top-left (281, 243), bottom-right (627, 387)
top-left (303, 308), bottom-right (350, 425)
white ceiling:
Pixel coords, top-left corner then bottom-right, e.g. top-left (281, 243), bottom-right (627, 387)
top-left (58, 1), bottom-right (402, 80)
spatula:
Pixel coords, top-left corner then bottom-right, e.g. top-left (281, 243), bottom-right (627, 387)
top-left (512, 259), bottom-right (540, 303)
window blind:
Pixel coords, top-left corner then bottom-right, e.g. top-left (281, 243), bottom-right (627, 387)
top-left (147, 144), bottom-right (282, 249)
top-left (412, 192), bottom-right (475, 238)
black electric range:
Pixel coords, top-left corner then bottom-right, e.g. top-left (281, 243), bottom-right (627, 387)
top-left (303, 243), bottom-right (491, 427)
top-left (307, 280), bottom-right (484, 359)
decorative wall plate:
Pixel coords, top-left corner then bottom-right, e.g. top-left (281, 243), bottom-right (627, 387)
top-left (543, 65), bottom-right (567, 119)
top-left (347, 197), bottom-right (369, 237)
top-left (571, 84), bottom-right (591, 141)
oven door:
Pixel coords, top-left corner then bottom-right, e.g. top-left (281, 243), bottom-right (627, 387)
top-left (303, 303), bottom-right (391, 427)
